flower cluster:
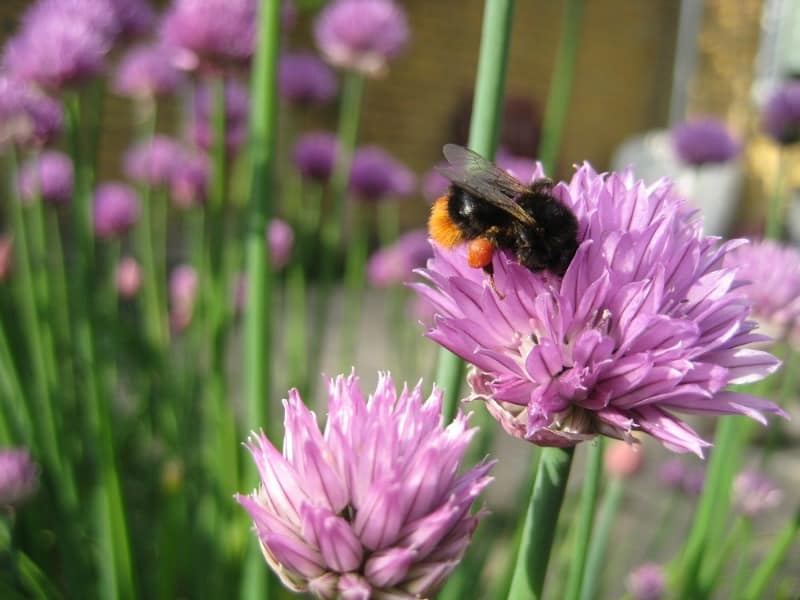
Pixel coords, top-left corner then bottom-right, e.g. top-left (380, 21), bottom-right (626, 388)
top-left (0, 77), bottom-right (63, 149)
top-left (671, 118), bottom-right (741, 166)
top-left (349, 146), bottom-right (415, 201)
top-left (0, 448), bottom-right (38, 508)
top-left (761, 82), bottom-right (800, 145)
top-left (414, 163), bottom-right (783, 455)
top-left (279, 52), bottom-right (338, 107)
top-left (237, 372), bottom-right (494, 598)
top-left (93, 183), bottom-right (141, 239)
top-left (292, 132), bottom-right (340, 185)
top-left (367, 229), bottom-right (432, 288)
top-left (114, 44), bottom-right (185, 100)
top-left (18, 150), bottom-right (74, 206)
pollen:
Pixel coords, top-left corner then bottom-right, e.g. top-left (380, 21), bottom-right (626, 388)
top-left (428, 196), bottom-right (463, 248)
top-left (467, 238), bottom-right (494, 268)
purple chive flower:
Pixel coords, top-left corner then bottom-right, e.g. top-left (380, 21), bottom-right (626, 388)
top-left (732, 468), bottom-right (783, 518)
top-left (191, 80), bottom-right (249, 154)
top-left (626, 563), bottom-right (666, 600)
top-left (0, 235), bottom-right (12, 282)
top-left (725, 240), bottom-right (800, 346)
top-left (414, 163), bottom-right (784, 456)
top-left (314, 0), bottom-right (410, 77)
top-left (367, 229), bottom-right (433, 288)
top-left (19, 151), bottom-right (74, 206)
top-left (267, 219), bottom-right (294, 269)
top-left (278, 52), bottom-right (338, 107)
top-left (762, 82), bottom-right (800, 145)
top-left (421, 164), bottom-right (450, 203)
top-left (3, 2), bottom-right (111, 90)
top-left (170, 154), bottom-right (209, 209)
top-left (161, 0), bottom-right (257, 72)
top-left (170, 264), bottom-right (198, 332)
top-left (236, 372), bottom-right (494, 598)
top-left (111, 0), bottom-right (156, 38)
top-left (0, 448), bottom-right (38, 508)
top-left (114, 44), bottom-right (185, 99)
top-left (671, 118), bottom-right (741, 166)
top-left (123, 135), bottom-right (185, 188)
top-left (292, 132), bottom-right (339, 184)
top-left (349, 146), bottom-right (416, 202)
top-left (116, 256), bottom-right (142, 299)
top-left (93, 183), bottom-right (141, 239)
top-left (0, 77), bottom-right (63, 149)
top-left (496, 148), bottom-right (538, 184)
top-left (657, 456), bottom-right (706, 495)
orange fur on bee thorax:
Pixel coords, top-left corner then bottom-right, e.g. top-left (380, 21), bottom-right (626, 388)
top-left (467, 237), bottom-right (494, 268)
top-left (428, 195), bottom-right (464, 248)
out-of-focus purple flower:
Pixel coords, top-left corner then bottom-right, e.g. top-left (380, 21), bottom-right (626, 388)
top-left (279, 52), bottom-right (338, 107)
top-left (725, 240), bottom-right (800, 346)
top-left (314, 0), bottom-right (410, 77)
top-left (191, 80), bottom-right (249, 154)
top-left (267, 219), bottom-right (294, 269)
top-left (236, 372), bottom-right (494, 598)
top-left (733, 468), bottom-right (783, 518)
top-left (626, 563), bottom-right (665, 600)
top-left (3, 2), bottom-right (111, 90)
top-left (414, 163), bottom-right (784, 456)
top-left (762, 82), bottom-right (800, 145)
top-left (116, 256), bottom-right (142, 299)
top-left (170, 154), bottom-right (209, 209)
top-left (111, 0), bottom-right (156, 38)
top-left (496, 148), bottom-right (538, 184)
top-left (282, 0), bottom-right (298, 31)
top-left (421, 164), bottom-right (450, 203)
top-left (170, 264), bottom-right (198, 332)
top-left (0, 235), bottom-right (13, 282)
top-left (292, 132), bottom-right (339, 184)
top-left (114, 44), bottom-right (185, 99)
top-left (93, 183), bottom-right (141, 239)
top-left (671, 118), bottom-right (741, 166)
top-left (657, 457), bottom-right (706, 495)
top-left (19, 151), bottom-right (73, 206)
top-left (0, 448), bottom-right (38, 508)
top-left (0, 77), bottom-right (63, 148)
top-left (604, 440), bottom-right (643, 479)
top-left (367, 229), bottom-right (432, 288)
top-left (161, 0), bottom-right (257, 72)
top-left (349, 146), bottom-right (416, 201)
top-left (124, 135), bottom-right (184, 188)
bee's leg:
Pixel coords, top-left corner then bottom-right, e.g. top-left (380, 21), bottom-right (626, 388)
top-left (482, 263), bottom-right (505, 300)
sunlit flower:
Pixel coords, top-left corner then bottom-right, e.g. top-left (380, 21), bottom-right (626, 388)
top-left (114, 44), bottom-right (185, 99)
top-left (626, 563), bottom-right (665, 600)
top-left (292, 132), bottom-right (339, 184)
top-left (161, 0), bottom-right (257, 72)
top-left (170, 154), bottom-right (209, 209)
top-left (123, 135), bottom-right (185, 189)
top-left (237, 372), bottom-right (494, 599)
top-left (414, 163), bottom-right (784, 456)
top-left (0, 77), bottom-right (63, 148)
top-left (279, 52), bottom-right (338, 107)
top-left (349, 146), bottom-right (415, 202)
top-left (761, 82), bottom-right (800, 145)
top-left (314, 0), bottom-right (410, 77)
top-left (367, 229), bottom-right (432, 288)
top-left (0, 235), bottom-right (12, 283)
top-left (19, 150), bottom-right (73, 206)
top-left (671, 118), bottom-right (741, 166)
top-left (3, 1), bottom-right (111, 90)
top-left (725, 240), bottom-right (800, 346)
top-left (116, 256), bottom-right (142, 299)
top-left (93, 183), bottom-right (141, 239)
top-left (0, 448), bottom-right (38, 508)
top-left (191, 80), bottom-right (249, 154)
top-left (733, 468), bottom-right (783, 518)
top-left (267, 219), bottom-right (294, 269)
top-left (170, 264), bottom-right (198, 332)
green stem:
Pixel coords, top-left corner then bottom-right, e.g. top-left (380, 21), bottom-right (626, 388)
top-left (341, 204), bottom-right (369, 368)
top-left (0, 317), bottom-right (31, 443)
top-left (537, 0), bottom-right (585, 173)
top-left (578, 476), bottom-right (624, 600)
top-left (435, 0), bottom-right (516, 422)
top-left (507, 446), bottom-right (574, 600)
top-left (286, 262), bottom-right (308, 392)
top-left (377, 201), bottom-right (400, 247)
top-left (743, 505), bottom-right (800, 600)
top-left (764, 149), bottom-right (785, 240)
top-left (564, 440), bottom-right (603, 600)
top-left (241, 1), bottom-right (282, 599)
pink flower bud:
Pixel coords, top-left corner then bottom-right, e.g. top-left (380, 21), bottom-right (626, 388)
top-left (116, 256), bottom-right (142, 299)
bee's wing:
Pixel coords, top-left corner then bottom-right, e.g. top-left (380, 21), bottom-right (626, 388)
top-left (437, 144), bottom-right (537, 227)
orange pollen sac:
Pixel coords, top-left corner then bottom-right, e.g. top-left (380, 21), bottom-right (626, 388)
top-left (467, 238), bottom-right (494, 269)
top-left (428, 196), bottom-right (463, 248)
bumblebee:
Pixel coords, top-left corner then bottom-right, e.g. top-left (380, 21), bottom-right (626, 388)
top-left (429, 144), bottom-right (579, 290)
